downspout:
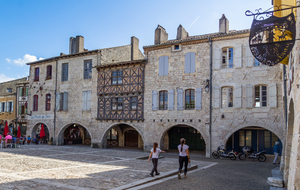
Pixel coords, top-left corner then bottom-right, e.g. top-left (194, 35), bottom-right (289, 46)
top-left (15, 85), bottom-right (18, 132)
top-left (209, 38), bottom-right (213, 157)
top-left (283, 64), bottom-right (288, 129)
top-left (53, 59), bottom-right (58, 145)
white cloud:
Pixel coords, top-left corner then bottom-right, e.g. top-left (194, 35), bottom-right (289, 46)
top-left (0, 74), bottom-right (15, 83)
top-left (6, 54), bottom-right (44, 66)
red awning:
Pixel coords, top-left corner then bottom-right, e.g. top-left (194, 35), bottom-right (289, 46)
top-left (3, 121), bottom-right (9, 136)
top-left (17, 126), bottom-right (21, 138)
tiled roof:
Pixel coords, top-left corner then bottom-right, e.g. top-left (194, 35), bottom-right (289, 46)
top-left (143, 29), bottom-right (250, 48)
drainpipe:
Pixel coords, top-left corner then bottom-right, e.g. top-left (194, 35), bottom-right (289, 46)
top-left (283, 64), bottom-right (287, 129)
top-left (209, 38), bottom-right (213, 157)
top-left (53, 59), bottom-right (58, 145)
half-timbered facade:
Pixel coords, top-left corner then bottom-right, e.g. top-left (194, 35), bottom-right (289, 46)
top-left (97, 60), bottom-right (146, 121)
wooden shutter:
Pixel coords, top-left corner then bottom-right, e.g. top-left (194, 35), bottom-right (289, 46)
top-left (87, 91), bottom-right (92, 110)
top-left (213, 48), bottom-right (221, 70)
top-left (56, 93), bottom-right (61, 111)
top-left (152, 91), bottom-right (157, 110)
top-left (11, 101), bottom-right (13, 112)
top-left (159, 57), bottom-right (164, 76)
top-left (3, 102), bottom-right (6, 112)
top-left (234, 85), bottom-right (242, 108)
top-left (82, 91), bottom-right (87, 111)
top-left (246, 85), bottom-right (253, 108)
top-left (177, 89), bottom-right (183, 110)
top-left (234, 45), bottom-right (242, 68)
top-left (19, 87), bottom-right (23, 96)
top-left (185, 53), bottom-right (191, 73)
top-left (26, 88), bottom-right (28, 96)
top-left (213, 86), bottom-right (220, 108)
top-left (196, 88), bottom-right (202, 110)
top-left (164, 56), bottom-right (169, 75)
top-left (168, 89), bottom-right (174, 110)
top-left (0, 102), bottom-right (2, 112)
top-left (19, 105), bottom-right (22, 115)
top-left (190, 52), bottom-right (196, 73)
top-left (246, 45), bottom-right (254, 67)
top-left (269, 83), bottom-right (277, 108)
top-left (63, 92), bottom-right (68, 111)
top-left (62, 63), bottom-right (68, 81)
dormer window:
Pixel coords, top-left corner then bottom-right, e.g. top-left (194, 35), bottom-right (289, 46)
top-left (7, 88), bottom-right (12, 93)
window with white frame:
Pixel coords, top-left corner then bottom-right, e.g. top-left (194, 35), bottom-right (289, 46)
top-left (131, 97), bottom-right (137, 110)
top-left (0, 102), bottom-right (5, 112)
top-left (159, 91), bottom-right (168, 110)
top-left (112, 98), bottom-right (123, 110)
top-left (221, 87), bottom-right (233, 108)
top-left (112, 71), bottom-right (123, 85)
top-left (255, 85), bottom-right (267, 107)
top-left (222, 48), bottom-right (233, 68)
top-left (84, 60), bottom-right (92, 79)
top-left (7, 101), bottom-right (13, 112)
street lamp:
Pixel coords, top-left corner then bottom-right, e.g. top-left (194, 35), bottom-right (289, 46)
top-left (205, 79), bottom-right (210, 92)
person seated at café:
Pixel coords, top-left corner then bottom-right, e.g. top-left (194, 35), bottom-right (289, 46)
top-left (5, 133), bottom-right (12, 142)
top-left (12, 135), bottom-right (17, 143)
top-left (22, 135), bottom-right (27, 145)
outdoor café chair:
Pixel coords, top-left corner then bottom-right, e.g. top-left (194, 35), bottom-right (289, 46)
top-left (6, 139), bottom-right (12, 148)
top-left (26, 140), bottom-right (31, 145)
top-left (15, 139), bottom-right (21, 148)
top-left (0, 139), bottom-right (5, 149)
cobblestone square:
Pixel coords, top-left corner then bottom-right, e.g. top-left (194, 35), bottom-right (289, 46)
top-left (0, 145), bottom-right (214, 190)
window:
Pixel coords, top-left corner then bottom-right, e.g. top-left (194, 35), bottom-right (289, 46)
top-left (56, 92), bottom-right (68, 111)
top-left (222, 48), bottom-right (233, 68)
top-left (185, 89), bottom-right (195, 109)
top-left (185, 52), bottom-right (196, 73)
top-left (159, 91), bottom-right (168, 110)
top-left (0, 102), bottom-right (5, 112)
top-left (112, 98), bottom-right (123, 110)
top-left (159, 56), bottom-right (169, 76)
top-left (46, 65), bottom-right (52, 79)
top-left (112, 71), bottom-right (123, 85)
top-left (107, 128), bottom-right (118, 140)
top-left (34, 67), bottom-right (39, 81)
top-left (33, 95), bottom-right (38, 111)
top-left (7, 102), bottom-right (13, 112)
top-left (84, 60), bottom-right (92, 79)
top-left (45, 94), bottom-right (51, 111)
top-left (62, 63), bottom-right (68, 81)
top-left (245, 131), bottom-right (252, 147)
top-left (131, 97), bottom-right (137, 110)
top-left (82, 91), bottom-right (91, 111)
top-left (255, 85), bottom-right (267, 107)
top-left (174, 45), bottom-right (180, 50)
top-left (221, 87), bottom-right (233, 108)
top-left (7, 88), bottom-right (12, 93)
top-left (254, 59), bottom-right (261, 67)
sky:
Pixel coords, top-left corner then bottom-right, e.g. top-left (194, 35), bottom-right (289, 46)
top-left (0, 0), bottom-right (273, 83)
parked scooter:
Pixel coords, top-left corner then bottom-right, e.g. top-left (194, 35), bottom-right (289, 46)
top-left (238, 146), bottom-right (267, 162)
top-left (212, 145), bottom-right (238, 160)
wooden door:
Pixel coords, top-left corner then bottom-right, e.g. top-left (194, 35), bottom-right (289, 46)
top-left (125, 130), bottom-right (138, 147)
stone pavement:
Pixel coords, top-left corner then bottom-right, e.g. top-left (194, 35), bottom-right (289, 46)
top-left (0, 145), bottom-right (214, 190)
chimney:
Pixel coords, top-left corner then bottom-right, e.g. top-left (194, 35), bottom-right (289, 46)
top-left (219, 14), bottom-right (229, 33)
top-left (155, 25), bottom-right (168, 45)
top-left (176, 25), bottom-right (189, 40)
top-left (69, 35), bottom-right (84, 54)
top-left (131, 36), bottom-right (139, 61)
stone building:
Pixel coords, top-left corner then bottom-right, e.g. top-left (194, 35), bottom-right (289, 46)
top-left (143, 15), bottom-right (285, 157)
top-left (26, 35), bottom-right (145, 146)
top-left (0, 77), bottom-right (27, 134)
top-left (16, 80), bottom-right (29, 135)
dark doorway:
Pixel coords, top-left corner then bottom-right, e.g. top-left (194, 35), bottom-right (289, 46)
top-left (63, 124), bottom-right (91, 145)
top-left (125, 130), bottom-right (138, 147)
top-left (168, 126), bottom-right (205, 151)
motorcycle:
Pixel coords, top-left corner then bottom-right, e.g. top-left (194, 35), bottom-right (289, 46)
top-left (212, 145), bottom-right (238, 160)
top-left (238, 146), bottom-right (267, 162)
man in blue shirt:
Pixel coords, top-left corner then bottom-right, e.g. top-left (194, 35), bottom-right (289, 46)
top-left (273, 141), bottom-right (280, 165)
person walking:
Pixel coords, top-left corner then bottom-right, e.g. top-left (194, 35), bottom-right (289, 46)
top-left (273, 141), bottom-right (281, 165)
top-left (178, 138), bottom-right (190, 179)
top-left (148, 142), bottom-right (166, 177)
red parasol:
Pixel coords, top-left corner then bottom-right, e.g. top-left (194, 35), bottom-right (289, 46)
top-left (40, 124), bottom-right (45, 138)
top-left (3, 121), bottom-right (9, 136)
top-left (17, 125), bottom-right (21, 138)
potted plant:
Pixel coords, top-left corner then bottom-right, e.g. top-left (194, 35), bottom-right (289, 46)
top-left (48, 137), bottom-right (53, 145)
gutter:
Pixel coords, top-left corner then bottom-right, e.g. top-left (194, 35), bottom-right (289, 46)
top-left (209, 37), bottom-right (213, 157)
top-left (283, 65), bottom-right (288, 129)
top-left (53, 59), bottom-right (58, 144)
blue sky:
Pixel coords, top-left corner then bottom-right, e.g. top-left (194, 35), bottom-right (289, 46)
top-left (0, 0), bottom-right (272, 82)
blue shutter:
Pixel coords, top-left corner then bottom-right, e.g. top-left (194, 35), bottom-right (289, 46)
top-left (56, 93), bottom-right (61, 111)
top-left (82, 91), bottom-right (86, 111)
top-left (63, 92), bottom-right (68, 111)
top-left (3, 102), bottom-right (6, 112)
top-left (152, 91), bottom-right (157, 110)
top-left (190, 52), bottom-right (196, 73)
top-left (196, 88), bottom-right (202, 110)
top-left (164, 56), bottom-right (169, 75)
top-left (168, 89), bottom-right (174, 110)
top-left (185, 53), bottom-right (191, 73)
top-left (84, 62), bottom-right (87, 79)
top-left (87, 90), bottom-right (91, 110)
top-left (0, 102), bottom-right (2, 112)
top-left (159, 57), bottom-right (164, 76)
top-left (177, 89), bottom-right (183, 110)
top-left (11, 101), bottom-right (14, 112)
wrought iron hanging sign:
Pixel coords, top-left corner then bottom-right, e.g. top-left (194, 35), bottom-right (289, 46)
top-left (246, 8), bottom-right (296, 66)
